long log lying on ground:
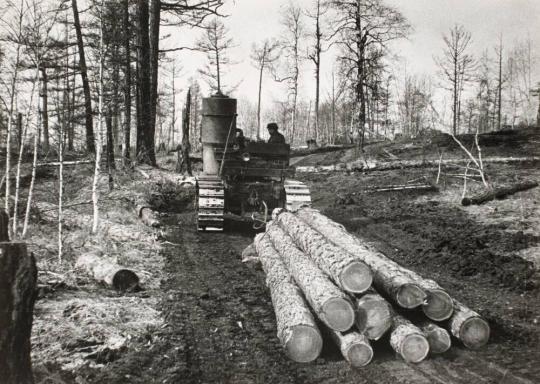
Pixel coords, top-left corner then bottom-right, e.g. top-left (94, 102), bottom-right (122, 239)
top-left (253, 233), bottom-right (323, 362)
top-left (419, 322), bottom-right (451, 354)
top-left (0, 241), bottom-right (37, 384)
top-left (390, 314), bottom-right (430, 363)
top-left (76, 251), bottom-right (140, 292)
top-left (330, 329), bottom-right (373, 367)
top-left (462, 181), bottom-right (539, 206)
top-left (295, 208), bottom-right (426, 309)
top-left (134, 197), bottom-right (160, 228)
top-left (448, 300), bottom-right (490, 349)
top-left (355, 291), bottom-right (393, 340)
top-left (265, 224), bottom-right (356, 331)
top-left (274, 212), bottom-right (372, 294)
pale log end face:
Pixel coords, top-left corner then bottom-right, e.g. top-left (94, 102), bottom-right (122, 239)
top-left (322, 298), bottom-right (356, 332)
top-left (422, 289), bottom-right (454, 321)
top-left (401, 334), bottom-right (430, 363)
top-left (285, 325), bottom-right (323, 363)
top-left (340, 262), bottom-right (373, 293)
top-left (356, 301), bottom-right (392, 340)
top-left (346, 343), bottom-right (374, 367)
top-left (397, 284), bottom-right (427, 309)
top-left (460, 317), bottom-right (490, 349)
top-left (112, 269), bottom-right (140, 292)
top-left (426, 328), bottom-right (452, 354)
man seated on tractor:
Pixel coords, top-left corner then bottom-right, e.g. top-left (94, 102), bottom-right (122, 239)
top-left (267, 122), bottom-right (286, 144)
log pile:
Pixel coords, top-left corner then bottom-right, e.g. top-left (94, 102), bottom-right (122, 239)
top-left (248, 207), bottom-right (490, 366)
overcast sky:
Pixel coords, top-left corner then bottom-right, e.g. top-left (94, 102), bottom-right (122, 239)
top-left (164, 0), bottom-right (539, 105)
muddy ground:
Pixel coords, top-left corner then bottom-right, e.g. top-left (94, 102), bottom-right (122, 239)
top-left (79, 131), bottom-right (540, 384)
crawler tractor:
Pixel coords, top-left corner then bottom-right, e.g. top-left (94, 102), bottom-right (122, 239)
top-left (196, 93), bottom-right (311, 231)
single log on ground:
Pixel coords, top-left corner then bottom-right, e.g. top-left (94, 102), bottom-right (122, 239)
top-left (253, 233), bottom-right (323, 362)
top-left (419, 322), bottom-right (451, 354)
top-left (462, 181), bottom-right (539, 206)
top-left (265, 224), bottom-right (355, 331)
top-left (355, 291), bottom-right (393, 340)
top-left (448, 300), bottom-right (490, 349)
top-left (390, 314), bottom-right (430, 364)
top-left (76, 251), bottom-right (139, 291)
top-left (295, 208), bottom-right (426, 308)
top-left (330, 329), bottom-right (373, 367)
top-left (274, 212), bottom-right (372, 293)
top-left (134, 198), bottom-right (160, 227)
top-left (0, 242), bottom-right (37, 384)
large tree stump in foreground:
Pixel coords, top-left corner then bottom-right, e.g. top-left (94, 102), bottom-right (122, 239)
top-left (448, 300), bottom-right (490, 349)
top-left (295, 208), bottom-right (426, 308)
top-left (264, 224), bottom-right (355, 332)
top-left (254, 233), bottom-right (323, 362)
top-left (355, 291), bottom-right (393, 340)
top-left (0, 241), bottom-right (37, 384)
top-left (330, 329), bottom-right (373, 367)
top-left (76, 251), bottom-right (140, 292)
top-left (275, 212), bottom-right (372, 294)
top-left (390, 314), bottom-right (430, 363)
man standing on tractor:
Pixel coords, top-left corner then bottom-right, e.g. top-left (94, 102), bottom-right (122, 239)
top-left (267, 122), bottom-right (286, 144)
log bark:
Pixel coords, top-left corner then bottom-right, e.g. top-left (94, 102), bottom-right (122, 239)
top-left (264, 224), bottom-right (355, 331)
top-left (76, 250), bottom-right (139, 292)
top-left (390, 314), bottom-right (430, 363)
top-left (0, 242), bottom-right (37, 384)
top-left (355, 291), bottom-right (392, 340)
top-left (295, 208), bottom-right (426, 309)
top-left (330, 329), bottom-right (373, 367)
top-left (253, 233), bottom-right (322, 362)
top-left (274, 212), bottom-right (372, 294)
top-left (419, 322), bottom-right (451, 354)
top-left (134, 198), bottom-right (160, 228)
top-left (448, 300), bottom-right (490, 349)
top-left (462, 181), bottom-right (538, 206)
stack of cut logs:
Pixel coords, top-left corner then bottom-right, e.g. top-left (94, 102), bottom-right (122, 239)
top-left (248, 208), bottom-right (490, 366)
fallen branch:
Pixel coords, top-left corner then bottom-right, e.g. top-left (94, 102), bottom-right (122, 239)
top-left (461, 181), bottom-right (539, 206)
top-left (36, 160), bottom-right (93, 167)
top-left (369, 183), bottom-right (437, 193)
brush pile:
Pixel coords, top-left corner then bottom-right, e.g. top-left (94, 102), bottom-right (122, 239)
top-left (247, 208), bottom-right (490, 366)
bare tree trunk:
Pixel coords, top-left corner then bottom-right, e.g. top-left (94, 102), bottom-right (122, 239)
top-left (40, 67), bottom-right (49, 153)
top-left (149, 0), bottom-right (160, 140)
top-left (122, 0), bottom-right (131, 167)
top-left (180, 88), bottom-right (192, 176)
top-left (106, 113), bottom-right (115, 191)
top-left (72, 0), bottom-right (95, 153)
top-left (496, 37), bottom-right (503, 131)
top-left (256, 58), bottom-right (264, 140)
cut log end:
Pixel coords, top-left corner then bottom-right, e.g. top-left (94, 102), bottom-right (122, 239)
top-left (356, 296), bottom-right (392, 340)
top-left (340, 261), bottom-right (373, 293)
top-left (460, 317), bottom-right (490, 349)
top-left (345, 342), bottom-right (374, 368)
top-left (322, 297), bottom-right (355, 331)
top-left (397, 284), bottom-right (427, 309)
top-left (285, 325), bottom-right (323, 363)
top-left (422, 289), bottom-right (454, 321)
top-left (401, 334), bottom-right (430, 363)
top-left (424, 326), bottom-right (451, 354)
top-left (112, 269), bottom-right (140, 292)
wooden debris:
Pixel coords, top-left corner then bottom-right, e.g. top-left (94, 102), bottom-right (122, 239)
top-left (330, 330), bottom-right (373, 367)
top-left (448, 300), bottom-right (490, 349)
top-left (368, 183), bottom-right (437, 193)
top-left (76, 250), bottom-right (140, 292)
top-left (0, 240), bottom-right (37, 384)
top-left (295, 208), bottom-right (426, 308)
top-left (274, 212), bottom-right (372, 294)
top-left (462, 181), bottom-right (539, 206)
top-left (253, 232), bottom-right (323, 362)
top-left (264, 225), bottom-right (355, 332)
top-left (355, 291), bottom-right (393, 340)
top-left (390, 314), bottom-right (430, 363)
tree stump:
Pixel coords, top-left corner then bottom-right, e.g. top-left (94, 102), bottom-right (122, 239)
top-left (0, 242), bottom-right (37, 384)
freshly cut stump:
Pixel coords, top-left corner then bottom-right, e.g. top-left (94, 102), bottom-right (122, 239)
top-left (295, 208), bottom-right (426, 308)
top-left (355, 292), bottom-right (392, 340)
top-left (330, 330), bottom-right (373, 367)
top-left (449, 300), bottom-right (490, 349)
top-left (419, 322), bottom-right (451, 354)
top-left (265, 224), bottom-right (355, 331)
top-left (76, 251), bottom-right (139, 291)
top-left (390, 314), bottom-right (430, 363)
top-left (254, 233), bottom-right (323, 362)
top-left (274, 211), bottom-right (372, 293)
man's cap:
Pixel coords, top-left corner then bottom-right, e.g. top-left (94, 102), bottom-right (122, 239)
top-left (267, 122), bottom-right (279, 131)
